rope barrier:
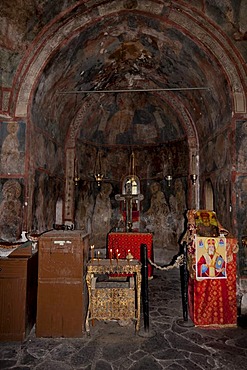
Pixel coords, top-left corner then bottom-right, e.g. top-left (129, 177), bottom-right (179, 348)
top-left (148, 254), bottom-right (184, 271)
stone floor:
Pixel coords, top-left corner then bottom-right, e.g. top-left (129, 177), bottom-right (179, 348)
top-left (0, 269), bottom-right (246, 370)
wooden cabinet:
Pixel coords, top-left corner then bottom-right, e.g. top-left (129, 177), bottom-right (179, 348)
top-left (36, 230), bottom-right (89, 338)
top-left (0, 252), bottom-right (38, 341)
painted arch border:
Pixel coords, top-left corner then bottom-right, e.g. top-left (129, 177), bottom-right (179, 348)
top-left (11, 0), bottom-right (246, 118)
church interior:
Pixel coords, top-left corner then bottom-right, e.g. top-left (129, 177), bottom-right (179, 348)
top-left (0, 0), bottom-right (247, 367)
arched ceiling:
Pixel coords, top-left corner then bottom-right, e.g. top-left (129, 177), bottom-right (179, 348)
top-left (2, 1), bottom-right (245, 149)
top-left (31, 6), bottom-right (233, 149)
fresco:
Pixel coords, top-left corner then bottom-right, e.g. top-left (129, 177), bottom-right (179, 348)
top-left (0, 179), bottom-right (23, 241)
top-left (0, 121), bottom-right (25, 174)
top-left (32, 171), bottom-right (63, 233)
top-left (236, 121), bottom-right (247, 173)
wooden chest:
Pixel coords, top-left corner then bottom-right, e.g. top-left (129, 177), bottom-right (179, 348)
top-left (0, 252), bottom-right (38, 341)
top-left (36, 230), bottom-right (89, 338)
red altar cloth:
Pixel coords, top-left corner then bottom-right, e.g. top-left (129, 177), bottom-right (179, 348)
top-left (107, 232), bottom-right (153, 278)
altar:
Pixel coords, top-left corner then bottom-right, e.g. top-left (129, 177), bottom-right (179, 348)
top-left (107, 232), bottom-right (153, 278)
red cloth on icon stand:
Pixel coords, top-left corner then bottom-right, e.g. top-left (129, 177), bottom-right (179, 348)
top-left (107, 232), bottom-right (153, 278)
top-left (185, 209), bottom-right (238, 327)
top-left (188, 249), bottom-right (237, 326)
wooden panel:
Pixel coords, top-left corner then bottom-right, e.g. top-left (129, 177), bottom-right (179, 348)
top-left (0, 259), bottom-right (27, 278)
top-left (0, 271), bottom-right (26, 340)
top-left (38, 250), bottom-right (83, 279)
top-left (36, 231), bottom-right (89, 337)
top-left (38, 231), bottom-right (88, 279)
top-left (36, 282), bottom-right (84, 338)
top-left (9, 242), bottom-right (32, 258)
top-left (0, 253), bottom-right (38, 341)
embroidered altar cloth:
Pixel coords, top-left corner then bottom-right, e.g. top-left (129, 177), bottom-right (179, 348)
top-left (107, 232), bottom-right (153, 278)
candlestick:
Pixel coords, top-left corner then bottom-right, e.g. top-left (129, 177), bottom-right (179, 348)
top-left (91, 245), bottom-right (94, 259)
top-left (116, 249), bottom-right (119, 259)
top-left (116, 250), bottom-right (120, 266)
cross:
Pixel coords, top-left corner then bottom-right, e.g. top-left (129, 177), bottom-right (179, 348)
top-left (115, 189), bottom-right (144, 232)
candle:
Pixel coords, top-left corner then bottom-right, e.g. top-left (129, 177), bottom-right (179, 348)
top-left (109, 249), bottom-right (112, 266)
top-left (116, 249), bottom-right (119, 259)
top-left (97, 251), bottom-right (100, 263)
top-left (91, 245), bottom-right (94, 259)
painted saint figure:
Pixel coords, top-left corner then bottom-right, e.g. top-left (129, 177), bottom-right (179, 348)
top-left (0, 122), bottom-right (21, 174)
top-left (144, 181), bottom-right (172, 246)
top-left (197, 238), bottom-right (226, 278)
top-left (195, 211), bottom-right (219, 237)
top-left (0, 180), bottom-right (22, 241)
top-left (91, 182), bottom-right (112, 247)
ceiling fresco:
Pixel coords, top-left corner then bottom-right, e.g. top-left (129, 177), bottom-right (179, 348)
top-left (1, 0), bottom-right (246, 150)
top-left (30, 8), bottom-right (233, 147)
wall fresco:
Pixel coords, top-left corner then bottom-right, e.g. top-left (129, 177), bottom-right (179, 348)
top-left (0, 121), bottom-right (25, 174)
top-left (0, 179), bottom-right (23, 241)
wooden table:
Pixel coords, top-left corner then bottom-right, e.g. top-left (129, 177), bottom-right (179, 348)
top-left (86, 258), bottom-right (142, 333)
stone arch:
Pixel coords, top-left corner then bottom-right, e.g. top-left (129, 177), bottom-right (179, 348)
top-left (10, 0), bottom-right (246, 117)
top-left (63, 91), bottom-right (199, 221)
